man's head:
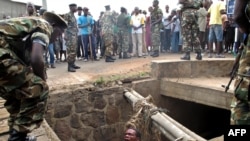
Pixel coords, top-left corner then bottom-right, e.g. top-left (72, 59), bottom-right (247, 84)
top-left (124, 128), bottom-right (141, 141)
top-left (121, 7), bottom-right (126, 13)
top-left (148, 6), bottom-right (153, 13)
top-left (83, 7), bottom-right (89, 16)
top-left (134, 7), bottom-right (139, 15)
top-left (165, 5), bottom-right (169, 13)
top-left (153, 0), bottom-right (159, 7)
top-left (43, 12), bottom-right (67, 42)
top-left (26, 2), bottom-right (36, 16)
top-left (69, 3), bottom-right (77, 13)
top-left (77, 6), bottom-right (83, 15)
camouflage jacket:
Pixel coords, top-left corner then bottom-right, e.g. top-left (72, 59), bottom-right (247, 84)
top-left (0, 17), bottom-right (52, 65)
top-left (64, 12), bottom-right (78, 37)
top-left (179, 0), bottom-right (203, 10)
top-left (117, 13), bottom-right (130, 31)
top-left (100, 10), bottom-right (117, 35)
top-left (151, 7), bottom-right (163, 25)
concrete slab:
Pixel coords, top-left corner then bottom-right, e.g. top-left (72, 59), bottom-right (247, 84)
top-left (161, 77), bottom-right (234, 110)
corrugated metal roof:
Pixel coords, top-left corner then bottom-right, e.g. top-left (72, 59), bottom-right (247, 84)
top-left (10, 0), bottom-right (42, 6)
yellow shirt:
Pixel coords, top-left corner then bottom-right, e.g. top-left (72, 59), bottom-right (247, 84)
top-left (208, 1), bottom-right (225, 25)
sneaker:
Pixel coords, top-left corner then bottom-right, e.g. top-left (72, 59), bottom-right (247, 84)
top-left (219, 54), bottom-right (225, 58)
top-left (83, 59), bottom-right (88, 62)
top-left (215, 54), bottom-right (220, 58)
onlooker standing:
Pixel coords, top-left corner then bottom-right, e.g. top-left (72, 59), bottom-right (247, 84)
top-left (130, 7), bottom-right (145, 57)
top-left (163, 5), bottom-right (171, 52)
top-left (26, 2), bottom-right (37, 17)
top-left (179, 0), bottom-right (202, 60)
top-left (96, 12), bottom-right (104, 56)
top-left (100, 5), bottom-right (117, 62)
top-left (76, 6), bottom-right (84, 60)
top-left (197, 3), bottom-right (208, 51)
top-left (207, 0), bottom-right (226, 58)
top-left (142, 10), bottom-right (148, 56)
top-left (64, 3), bottom-right (81, 72)
top-left (117, 7), bottom-right (131, 59)
top-left (150, 0), bottom-right (163, 57)
top-left (170, 10), bottom-right (180, 53)
top-left (78, 7), bottom-right (98, 61)
top-left (145, 6), bottom-right (153, 52)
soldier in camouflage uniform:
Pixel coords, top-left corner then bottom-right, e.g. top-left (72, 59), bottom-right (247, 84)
top-left (230, 0), bottom-right (250, 125)
top-left (178, 0), bottom-right (203, 60)
top-left (0, 12), bottom-right (67, 140)
top-left (64, 3), bottom-right (80, 72)
top-left (117, 7), bottom-right (131, 59)
top-left (150, 0), bottom-right (163, 57)
top-left (100, 5), bottom-right (117, 62)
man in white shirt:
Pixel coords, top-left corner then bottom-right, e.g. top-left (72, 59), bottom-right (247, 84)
top-left (130, 7), bottom-right (145, 57)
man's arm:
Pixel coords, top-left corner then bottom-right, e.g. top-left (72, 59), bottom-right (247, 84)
top-left (234, 0), bottom-right (250, 33)
top-left (31, 42), bottom-right (46, 80)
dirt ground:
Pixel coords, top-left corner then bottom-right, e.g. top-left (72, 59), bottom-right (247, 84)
top-left (46, 52), bottom-right (235, 89)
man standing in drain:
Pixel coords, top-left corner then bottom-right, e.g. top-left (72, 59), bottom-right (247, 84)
top-left (0, 12), bottom-right (67, 140)
top-left (230, 0), bottom-right (250, 125)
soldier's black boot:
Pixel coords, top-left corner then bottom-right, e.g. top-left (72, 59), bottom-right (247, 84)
top-left (105, 56), bottom-right (115, 62)
top-left (8, 129), bottom-right (36, 141)
top-left (68, 63), bottom-right (76, 72)
top-left (123, 52), bottom-right (131, 59)
top-left (119, 52), bottom-right (122, 59)
top-left (151, 50), bottom-right (159, 57)
top-left (72, 63), bottom-right (80, 69)
top-left (180, 51), bottom-right (190, 60)
top-left (196, 51), bottom-right (202, 60)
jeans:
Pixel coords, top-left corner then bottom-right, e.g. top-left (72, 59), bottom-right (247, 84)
top-left (77, 35), bottom-right (84, 58)
top-left (46, 43), bottom-right (55, 64)
top-left (171, 32), bottom-right (179, 53)
top-left (164, 29), bottom-right (171, 51)
top-left (81, 34), bottom-right (97, 59)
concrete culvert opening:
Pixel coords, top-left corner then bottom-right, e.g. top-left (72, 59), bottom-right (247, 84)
top-left (45, 78), bottom-right (230, 141)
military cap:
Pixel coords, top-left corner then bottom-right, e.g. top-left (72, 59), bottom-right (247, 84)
top-left (43, 12), bottom-right (67, 29)
top-left (77, 6), bottom-right (82, 10)
top-left (105, 5), bottom-right (110, 9)
top-left (69, 3), bottom-right (77, 7)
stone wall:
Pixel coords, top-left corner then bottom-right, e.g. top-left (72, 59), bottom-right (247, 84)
top-left (45, 86), bottom-right (133, 141)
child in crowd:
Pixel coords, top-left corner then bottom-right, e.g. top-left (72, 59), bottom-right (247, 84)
top-left (60, 34), bottom-right (67, 62)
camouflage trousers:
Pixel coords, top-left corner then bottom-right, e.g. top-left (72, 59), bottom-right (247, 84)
top-left (151, 24), bottom-right (161, 51)
top-left (103, 33), bottom-right (114, 57)
top-left (231, 37), bottom-right (250, 125)
top-left (118, 30), bottom-right (130, 53)
top-left (181, 9), bottom-right (201, 53)
top-left (0, 48), bottom-right (49, 133)
top-left (65, 34), bottom-right (77, 63)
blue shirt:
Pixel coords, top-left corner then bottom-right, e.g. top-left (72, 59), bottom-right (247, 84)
top-left (77, 15), bottom-right (94, 35)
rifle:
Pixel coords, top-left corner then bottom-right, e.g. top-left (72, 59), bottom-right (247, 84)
top-left (222, 44), bottom-right (244, 93)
